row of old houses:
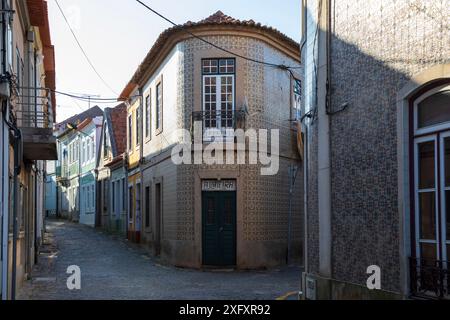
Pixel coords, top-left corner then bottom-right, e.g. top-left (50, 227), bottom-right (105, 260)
top-left (50, 103), bottom-right (128, 231)
top-left (1, 0), bottom-right (57, 300)
top-left (47, 0), bottom-right (450, 301)
top-left (49, 11), bottom-right (304, 271)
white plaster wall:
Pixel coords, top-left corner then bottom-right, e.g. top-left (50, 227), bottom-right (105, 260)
top-left (142, 45), bottom-right (182, 159)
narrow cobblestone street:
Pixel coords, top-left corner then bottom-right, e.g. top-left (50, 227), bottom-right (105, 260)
top-left (18, 220), bottom-right (301, 300)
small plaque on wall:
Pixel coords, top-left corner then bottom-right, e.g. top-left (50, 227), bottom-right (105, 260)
top-left (202, 180), bottom-right (236, 192)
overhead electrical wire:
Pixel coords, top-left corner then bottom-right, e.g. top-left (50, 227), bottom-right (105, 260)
top-left (135, 0), bottom-right (302, 70)
top-left (53, 1), bottom-right (302, 109)
top-left (53, 90), bottom-right (119, 101)
top-left (52, 89), bottom-right (140, 105)
top-left (54, 0), bottom-right (119, 96)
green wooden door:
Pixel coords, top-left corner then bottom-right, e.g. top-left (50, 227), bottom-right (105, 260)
top-left (202, 191), bottom-right (236, 266)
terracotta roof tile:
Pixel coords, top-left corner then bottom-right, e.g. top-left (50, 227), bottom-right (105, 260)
top-left (108, 103), bottom-right (127, 156)
top-left (119, 11), bottom-right (300, 100)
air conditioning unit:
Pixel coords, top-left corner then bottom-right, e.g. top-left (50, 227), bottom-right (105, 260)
top-left (305, 276), bottom-right (317, 300)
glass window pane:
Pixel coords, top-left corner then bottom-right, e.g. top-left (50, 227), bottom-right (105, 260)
top-left (445, 138), bottom-right (450, 187)
top-left (210, 60), bottom-right (218, 73)
top-left (203, 60), bottom-right (214, 74)
top-left (420, 243), bottom-right (437, 262)
top-left (418, 90), bottom-right (450, 128)
top-left (419, 192), bottom-right (436, 240)
top-left (418, 141), bottom-right (435, 189)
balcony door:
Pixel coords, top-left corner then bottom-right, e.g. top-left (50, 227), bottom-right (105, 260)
top-left (441, 132), bottom-right (450, 262)
top-left (411, 84), bottom-right (450, 299)
top-left (202, 58), bottom-right (235, 142)
top-left (413, 85), bottom-right (450, 263)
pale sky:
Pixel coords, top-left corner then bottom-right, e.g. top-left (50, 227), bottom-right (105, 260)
top-left (47, 0), bottom-right (301, 122)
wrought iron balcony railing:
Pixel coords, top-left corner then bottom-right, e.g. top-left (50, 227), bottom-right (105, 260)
top-left (192, 110), bottom-right (245, 142)
top-left (410, 257), bottom-right (450, 300)
top-left (15, 109), bottom-right (54, 129)
top-left (14, 87), bottom-right (54, 129)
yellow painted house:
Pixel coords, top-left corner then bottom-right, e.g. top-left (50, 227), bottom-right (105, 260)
top-left (126, 95), bottom-right (142, 243)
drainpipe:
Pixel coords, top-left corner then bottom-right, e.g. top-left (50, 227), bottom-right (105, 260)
top-left (317, 0), bottom-right (332, 280)
top-left (1, 0), bottom-right (9, 300)
top-left (124, 153), bottom-right (129, 237)
top-left (303, 124), bottom-right (309, 275)
top-left (0, 0), bottom-right (22, 300)
top-left (9, 122), bottom-right (22, 301)
top-left (1, 104), bottom-right (7, 300)
top-left (287, 165), bottom-right (298, 265)
top-left (34, 167), bottom-right (38, 264)
top-left (0, 0), bottom-right (12, 300)
top-left (0, 107), bottom-right (21, 302)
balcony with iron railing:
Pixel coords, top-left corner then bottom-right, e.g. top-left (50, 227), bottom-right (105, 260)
top-left (14, 87), bottom-right (57, 160)
top-left (191, 110), bottom-right (245, 143)
top-left (410, 257), bottom-right (450, 300)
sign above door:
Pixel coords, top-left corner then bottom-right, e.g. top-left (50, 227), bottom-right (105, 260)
top-left (202, 180), bottom-right (236, 192)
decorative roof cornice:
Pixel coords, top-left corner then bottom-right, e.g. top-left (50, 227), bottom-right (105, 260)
top-left (119, 11), bottom-right (300, 100)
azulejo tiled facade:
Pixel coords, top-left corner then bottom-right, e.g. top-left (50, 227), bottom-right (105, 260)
top-left (301, 0), bottom-right (450, 299)
top-left (121, 12), bottom-right (303, 269)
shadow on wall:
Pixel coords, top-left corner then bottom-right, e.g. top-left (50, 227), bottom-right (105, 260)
top-left (306, 21), bottom-right (449, 296)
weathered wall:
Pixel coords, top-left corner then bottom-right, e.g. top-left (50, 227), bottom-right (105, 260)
top-left (327, 0), bottom-right (450, 293)
top-left (175, 35), bottom-right (303, 268)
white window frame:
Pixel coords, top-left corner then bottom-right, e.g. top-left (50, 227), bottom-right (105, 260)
top-left (440, 131), bottom-right (450, 262)
top-left (87, 137), bottom-right (92, 164)
top-left (414, 135), bottom-right (440, 261)
top-left (414, 85), bottom-right (450, 136)
top-left (81, 138), bottom-right (86, 165)
top-left (202, 74), bottom-right (235, 142)
top-left (7, 18), bottom-right (12, 71)
top-left (74, 139), bottom-right (79, 163)
top-left (91, 184), bottom-right (95, 212)
top-left (68, 143), bottom-right (71, 164)
top-left (156, 82), bottom-right (163, 133)
top-left (128, 114), bottom-right (133, 150)
top-left (145, 92), bottom-right (151, 140)
top-left (81, 186), bottom-right (85, 214)
top-left (90, 134), bottom-right (95, 163)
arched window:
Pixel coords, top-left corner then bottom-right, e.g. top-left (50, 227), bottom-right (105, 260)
top-left (415, 85), bottom-right (450, 135)
top-left (412, 84), bottom-right (450, 265)
top-left (410, 83), bottom-right (450, 298)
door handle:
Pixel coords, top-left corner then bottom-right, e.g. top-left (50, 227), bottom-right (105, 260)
top-left (219, 227), bottom-right (224, 233)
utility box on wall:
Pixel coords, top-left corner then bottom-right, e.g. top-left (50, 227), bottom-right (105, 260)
top-left (305, 276), bottom-right (317, 300)
top-left (0, 80), bottom-right (10, 99)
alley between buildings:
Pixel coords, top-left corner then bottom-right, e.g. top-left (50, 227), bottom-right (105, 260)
top-left (18, 220), bottom-right (301, 300)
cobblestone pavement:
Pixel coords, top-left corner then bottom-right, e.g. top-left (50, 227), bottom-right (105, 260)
top-left (18, 220), bottom-right (302, 300)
